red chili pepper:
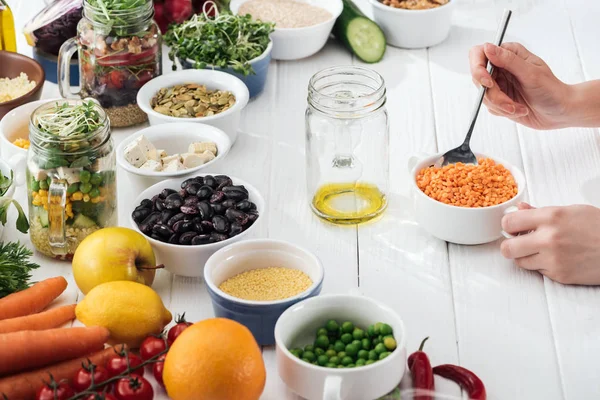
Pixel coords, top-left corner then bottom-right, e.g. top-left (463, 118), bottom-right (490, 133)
top-left (408, 337), bottom-right (434, 400)
top-left (433, 364), bottom-right (486, 400)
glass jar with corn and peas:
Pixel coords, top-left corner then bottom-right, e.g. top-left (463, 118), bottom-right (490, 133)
top-left (26, 100), bottom-right (117, 260)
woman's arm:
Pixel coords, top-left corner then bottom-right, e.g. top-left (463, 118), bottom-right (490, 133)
top-left (566, 80), bottom-right (600, 128)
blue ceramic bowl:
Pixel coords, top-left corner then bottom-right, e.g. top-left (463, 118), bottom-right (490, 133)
top-left (32, 48), bottom-right (79, 85)
top-left (204, 239), bottom-right (324, 346)
top-left (180, 41), bottom-right (273, 98)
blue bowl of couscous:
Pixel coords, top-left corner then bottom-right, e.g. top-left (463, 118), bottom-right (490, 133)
top-left (204, 239), bottom-right (324, 346)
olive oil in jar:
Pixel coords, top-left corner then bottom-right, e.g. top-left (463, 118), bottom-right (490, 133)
top-left (0, 0), bottom-right (16, 52)
top-left (311, 182), bottom-right (387, 225)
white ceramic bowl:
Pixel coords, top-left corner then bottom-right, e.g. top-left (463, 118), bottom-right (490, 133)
top-left (408, 152), bottom-right (526, 245)
top-left (370, 0), bottom-right (455, 49)
top-left (136, 70), bottom-right (250, 144)
top-left (0, 158), bottom-right (17, 241)
top-left (116, 122), bottom-right (232, 179)
top-left (231, 0), bottom-right (343, 60)
top-left (275, 294), bottom-right (407, 400)
top-left (129, 174), bottom-right (265, 277)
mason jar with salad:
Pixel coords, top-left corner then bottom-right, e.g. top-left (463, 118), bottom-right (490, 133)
top-left (58, 0), bottom-right (162, 128)
top-left (27, 100), bottom-right (117, 260)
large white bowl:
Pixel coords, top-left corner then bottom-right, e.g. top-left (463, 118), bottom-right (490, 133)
top-left (231, 0), bottom-right (343, 60)
top-left (408, 152), bottom-right (526, 245)
top-left (370, 0), bottom-right (455, 49)
top-left (116, 123), bottom-right (232, 179)
top-left (129, 174), bottom-right (266, 277)
top-left (136, 70), bottom-right (250, 144)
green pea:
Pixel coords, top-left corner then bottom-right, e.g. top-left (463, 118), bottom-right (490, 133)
top-left (312, 361), bottom-right (318, 365)
top-left (357, 350), bottom-right (369, 360)
top-left (89, 188), bottom-right (100, 198)
top-left (337, 365), bottom-right (345, 369)
top-left (31, 180), bottom-right (40, 192)
top-left (384, 337), bottom-right (397, 351)
top-left (341, 356), bottom-right (353, 366)
top-left (317, 355), bottom-right (329, 366)
top-left (337, 351), bottom-right (346, 359)
top-left (290, 350), bottom-right (300, 358)
top-left (315, 348), bottom-right (325, 356)
top-left (367, 325), bottom-right (375, 337)
top-left (325, 349), bottom-right (337, 358)
top-left (326, 320), bottom-right (339, 333)
top-left (328, 344), bottom-right (335, 351)
top-left (374, 343), bottom-right (386, 355)
top-left (356, 359), bottom-right (366, 367)
top-left (79, 170), bottom-right (91, 183)
top-left (334, 340), bottom-right (345, 352)
top-left (341, 333), bottom-right (353, 344)
top-left (379, 352), bottom-right (391, 360)
top-left (374, 322), bottom-right (383, 335)
top-left (329, 356), bottom-right (340, 365)
top-left (292, 348), bottom-right (303, 358)
top-left (365, 360), bottom-right (376, 365)
top-left (352, 328), bottom-right (365, 341)
top-left (325, 363), bottom-right (336, 368)
top-left (380, 324), bottom-right (393, 336)
top-left (345, 344), bottom-right (358, 357)
top-left (304, 345), bottom-right (314, 352)
top-left (352, 339), bottom-right (362, 350)
top-left (66, 183), bottom-right (79, 194)
top-left (372, 337), bottom-right (381, 346)
top-left (361, 338), bottom-right (371, 350)
top-left (368, 350), bottom-right (379, 361)
top-left (90, 173), bottom-right (103, 186)
top-left (346, 364), bottom-right (355, 368)
top-left (39, 179), bottom-right (49, 190)
top-left (301, 357), bottom-right (311, 363)
top-left (315, 335), bottom-right (330, 349)
top-left (317, 328), bottom-right (328, 337)
top-left (341, 322), bottom-right (354, 334)
top-left (79, 182), bottom-right (92, 194)
top-left (303, 351), bottom-right (316, 362)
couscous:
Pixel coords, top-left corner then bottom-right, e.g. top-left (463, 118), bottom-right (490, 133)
top-left (219, 267), bottom-right (312, 301)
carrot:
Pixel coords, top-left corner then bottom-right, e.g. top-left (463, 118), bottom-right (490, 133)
top-left (0, 305), bottom-right (76, 334)
top-left (0, 277), bottom-right (68, 320)
top-left (0, 326), bottom-right (110, 376)
top-left (0, 344), bottom-right (127, 400)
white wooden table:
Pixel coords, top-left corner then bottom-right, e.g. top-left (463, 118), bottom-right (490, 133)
top-left (7, 0), bottom-right (600, 398)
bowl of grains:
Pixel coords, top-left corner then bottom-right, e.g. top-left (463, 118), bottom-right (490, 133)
top-left (369, 0), bottom-right (455, 49)
top-left (204, 239), bottom-right (324, 345)
top-left (0, 51), bottom-right (45, 120)
top-left (231, 0), bottom-right (343, 60)
top-left (408, 152), bottom-right (526, 245)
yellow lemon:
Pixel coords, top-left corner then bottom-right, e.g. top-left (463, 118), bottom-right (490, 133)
top-left (76, 281), bottom-right (172, 348)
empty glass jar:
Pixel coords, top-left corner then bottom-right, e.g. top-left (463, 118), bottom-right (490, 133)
top-left (305, 66), bottom-right (389, 224)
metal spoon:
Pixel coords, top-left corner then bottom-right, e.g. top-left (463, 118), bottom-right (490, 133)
top-left (437, 9), bottom-right (513, 167)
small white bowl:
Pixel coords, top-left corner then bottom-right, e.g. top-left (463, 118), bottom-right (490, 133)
top-left (136, 70), bottom-right (250, 144)
top-left (116, 122), bottom-right (232, 179)
top-left (408, 152), bottom-right (526, 245)
top-left (129, 174), bottom-right (266, 277)
top-left (370, 0), bottom-right (455, 49)
top-left (231, 0), bottom-right (343, 60)
top-left (275, 294), bottom-right (407, 400)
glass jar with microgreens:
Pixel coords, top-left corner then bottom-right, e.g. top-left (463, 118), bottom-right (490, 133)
top-left (58, 0), bottom-right (162, 128)
top-left (26, 100), bottom-right (117, 260)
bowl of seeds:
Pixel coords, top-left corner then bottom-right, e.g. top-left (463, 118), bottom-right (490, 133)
top-left (136, 69), bottom-right (250, 144)
top-left (204, 239), bottom-right (324, 345)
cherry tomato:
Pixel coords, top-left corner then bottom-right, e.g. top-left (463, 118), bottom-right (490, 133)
top-left (140, 335), bottom-right (167, 361)
top-left (36, 381), bottom-right (75, 400)
top-left (114, 376), bottom-right (154, 400)
top-left (85, 394), bottom-right (119, 400)
top-left (167, 313), bottom-right (192, 346)
top-left (108, 70), bottom-right (125, 89)
top-left (152, 354), bottom-right (166, 387)
top-left (106, 352), bottom-right (144, 378)
top-left (72, 364), bottom-right (110, 391)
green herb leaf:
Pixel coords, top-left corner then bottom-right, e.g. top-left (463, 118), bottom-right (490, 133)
top-left (0, 241), bottom-right (40, 298)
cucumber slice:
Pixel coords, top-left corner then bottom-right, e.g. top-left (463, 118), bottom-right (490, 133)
top-left (334, 0), bottom-right (386, 63)
top-left (73, 214), bottom-right (97, 229)
top-left (38, 208), bottom-right (49, 228)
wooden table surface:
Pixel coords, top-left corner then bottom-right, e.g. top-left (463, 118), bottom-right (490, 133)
top-left (7, 0), bottom-right (600, 398)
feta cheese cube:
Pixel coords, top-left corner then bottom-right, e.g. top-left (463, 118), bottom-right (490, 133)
top-left (199, 150), bottom-right (216, 163)
top-left (162, 159), bottom-right (185, 172)
top-left (124, 140), bottom-right (148, 168)
top-left (181, 153), bottom-right (205, 168)
top-left (135, 135), bottom-right (156, 156)
top-left (161, 154), bottom-right (181, 165)
top-left (28, 161), bottom-right (47, 181)
top-left (156, 149), bottom-right (167, 158)
top-left (56, 167), bottom-right (80, 185)
top-left (188, 142), bottom-right (217, 156)
top-left (140, 160), bottom-right (162, 171)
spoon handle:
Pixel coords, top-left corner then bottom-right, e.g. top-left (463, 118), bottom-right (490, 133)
top-left (463, 9), bottom-right (513, 146)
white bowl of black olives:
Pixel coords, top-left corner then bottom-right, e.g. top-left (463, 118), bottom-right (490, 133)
top-left (129, 174), bottom-right (265, 277)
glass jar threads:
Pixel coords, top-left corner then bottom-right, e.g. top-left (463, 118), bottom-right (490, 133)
top-left (306, 66), bottom-right (389, 224)
top-left (27, 100), bottom-right (117, 260)
top-left (58, 0), bottom-right (162, 128)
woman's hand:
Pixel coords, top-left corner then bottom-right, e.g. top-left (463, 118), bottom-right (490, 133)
top-left (501, 203), bottom-right (600, 285)
top-left (469, 42), bottom-right (572, 130)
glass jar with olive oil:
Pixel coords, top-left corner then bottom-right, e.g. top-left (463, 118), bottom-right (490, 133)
top-left (0, 0), bottom-right (16, 51)
top-left (306, 66), bottom-right (389, 225)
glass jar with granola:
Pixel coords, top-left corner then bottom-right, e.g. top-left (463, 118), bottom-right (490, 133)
top-left (27, 100), bottom-right (117, 260)
top-left (58, 0), bottom-right (162, 127)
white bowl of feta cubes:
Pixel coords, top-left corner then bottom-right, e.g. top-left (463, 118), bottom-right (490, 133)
top-left (116, 122), bottom-right (232, 178)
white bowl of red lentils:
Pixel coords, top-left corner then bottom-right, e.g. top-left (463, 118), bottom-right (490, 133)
top-left (408, 153), bottom-right (526, 245)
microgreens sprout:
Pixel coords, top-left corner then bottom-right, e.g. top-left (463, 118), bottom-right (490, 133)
top-left (35, 101), bottom-right (104, 138)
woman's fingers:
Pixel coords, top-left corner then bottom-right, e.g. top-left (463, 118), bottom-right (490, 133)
top-left (483, 43), bottom-right (534, 82)
top-left (483, 96), bottom-right (529, 118)
top-left (514, 253), bottom-right (544, 271)
top-left (469, 45), bottom-right (494, 88)
top-left (502, 208), bottom-right (545, 234)
top-left (501, 232), bottom-right (542, 259)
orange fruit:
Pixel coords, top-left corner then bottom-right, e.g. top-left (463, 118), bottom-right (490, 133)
top-left (163, 318), bottom-right (266, 400)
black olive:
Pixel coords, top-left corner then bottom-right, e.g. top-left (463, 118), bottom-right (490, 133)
top-left (138, 212), bottom-right (161, 234)
top-left (183, 214), bottom-right (195, 221)
top-left (160, 210), bottom-right (176, 225)
top-left (223, 185), bottom-right (248, 194)
top-left (140, 199), bottom-right (153, 209)
top-left (160, 188), bottom-right (177, 199)
top-left (247, 211), bottom-right (259, 225)
top-left (151, 195), bottom-right (160, 211)
top-left (184, 182), bottom-right (202, 196)
top-left (210, 191), bottom-right (225, 204)
top-left (197, 185), bottom-right (214, 200)
top-left (191, 234), bottom-right (213, 245)
top-left (193, 176), bottom-right (205, 185)
top-left (155, 198), bottom-right (166, 211)
top-left (221, 199), bottom-right (236, 209)
top-left (215, 175), bottom-right (233, 191)
top-left (249, 202), bottom-right (257, 211)
top-left (235, 200), bottom-right (253, 212)
top-left (200, 220), bottom-right (214, 232)
top-left (192, 218), bottom-right (205, 233)
top-left (229, 222), bottom-right (243, 236)
top-left (152, 224), bottom-right (174, 238)
top-left (168, 233), bottom-right (180, 244)
top-left (225, 208), bottom-right (249, 225)
top-left (167, 212), bottom-right (186, 227)
top-left (210, 232), bottom-right (229, 242)
top-left (173, 220), bottom-right (194, 233)
top-left (181, 178), bottom-right (196, 189)
top-left (134, 204), bottom-right (149, 213)
top-left (184, 196), bottom-right (200, 207)
top-left (151, 233), bottom-right (162, 241)
top-left (203, 175), bottom-right (217, 189)
top-left (179, 189), bottom-right (188, 198)
top-left (180, 205), bottom-right (199, 215)
top-left (165, 193), bottom-right (184, 210)
top-left (198, 201), bottom-right (214, 220)
top-left (132, 208), bottom-right (151, 223)
top-left (179, 231), bottom-right (196, 245)
top-left (211, 203), bottom-right (225, 215)
top-left (224, 189), bottom-right (248, 202)
top-left (212, 215), bottom-right (230, 233)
